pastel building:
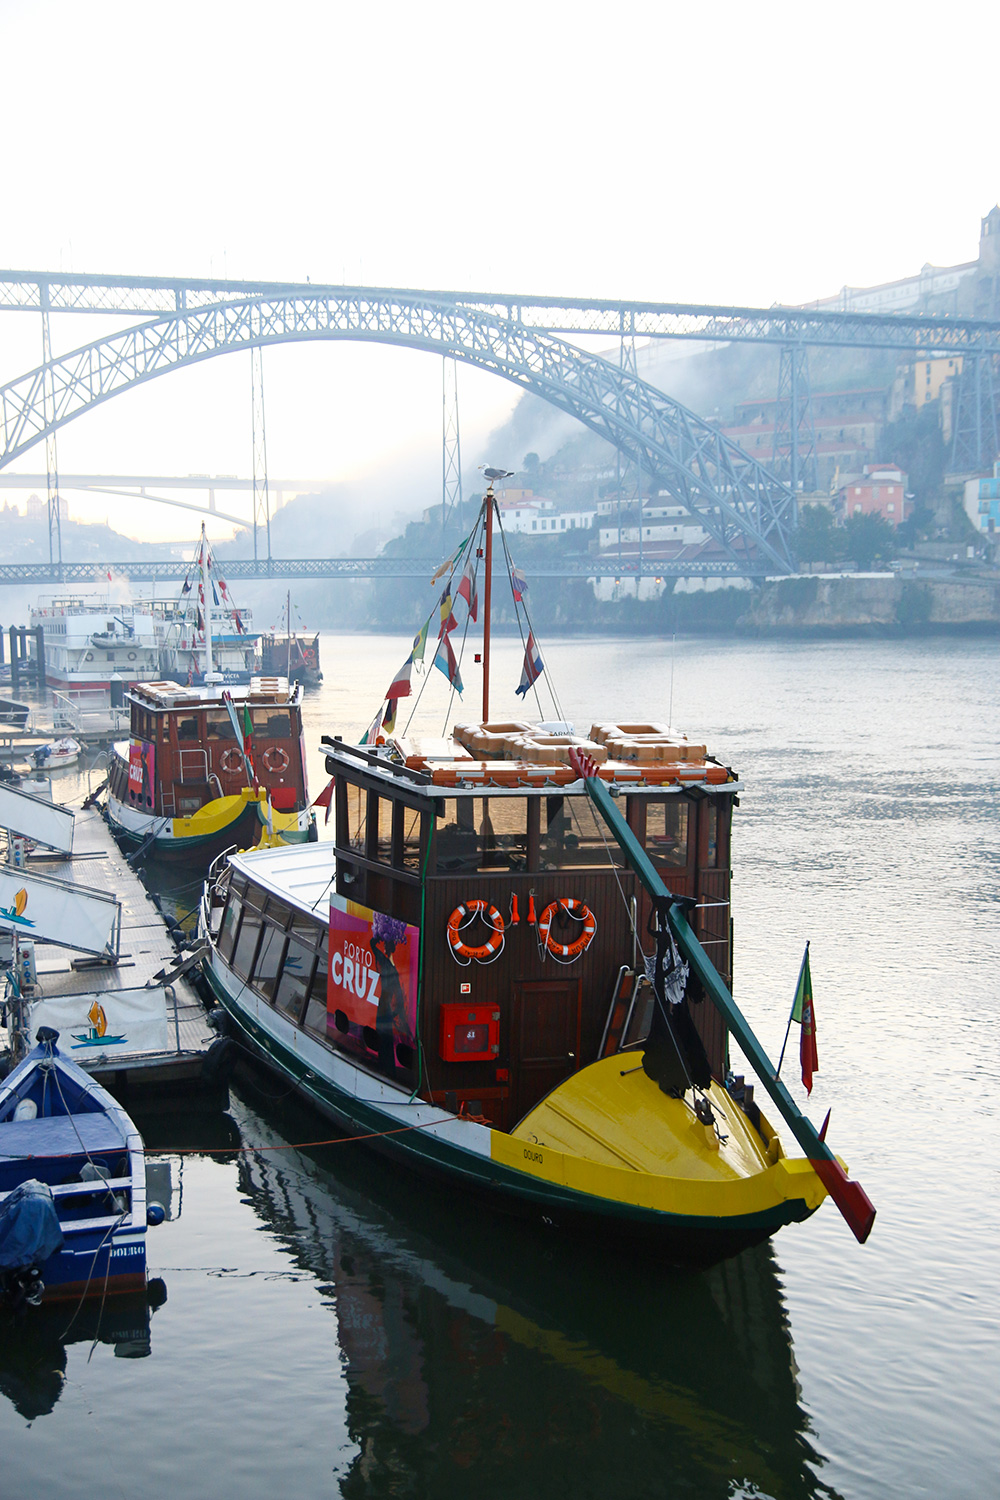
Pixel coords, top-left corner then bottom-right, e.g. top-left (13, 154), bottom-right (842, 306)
top-left (836, 465), bottom-right (909, 526)
top-left (963, 463), bottom-right (1000, 536)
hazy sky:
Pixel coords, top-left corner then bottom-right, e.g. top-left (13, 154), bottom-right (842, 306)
top-left (1, 0), bottom-right (997, 542)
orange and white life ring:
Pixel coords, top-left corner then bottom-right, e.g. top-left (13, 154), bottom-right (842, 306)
top-left (447, 900), bottom-right (505, 964)
top-left (537, 899), bottom-right (597, 961)
top-left (220, 747), bottom-right (244, 774)
top-left (262, 745), bottom-right (290, 774)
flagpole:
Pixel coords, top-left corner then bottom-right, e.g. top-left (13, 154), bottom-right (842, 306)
top-left (482, 490), bottom-right (493, 722)
top-left (776, 941), bottom-right (809, 1078)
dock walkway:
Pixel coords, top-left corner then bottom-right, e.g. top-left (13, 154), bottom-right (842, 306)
top-left (4, 803), bottom-right (219, 1104)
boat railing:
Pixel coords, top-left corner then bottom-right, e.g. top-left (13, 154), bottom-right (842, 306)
top-left (178, 747), bottom-right (209, 783)
top-left (51, 689), bottom-right (129, 735)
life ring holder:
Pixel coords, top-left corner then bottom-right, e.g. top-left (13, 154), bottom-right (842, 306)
top-left (447, 900), bottom-right (505, 966)
top-left (220, 747), bottom-right (244, 774)
top-left (262, 745), bottom-right (290, 774)
top-left (537, 899), bottom-right (597, 963)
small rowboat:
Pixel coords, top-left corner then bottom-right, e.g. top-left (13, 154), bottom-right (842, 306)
top-left (31, 738), bottom-right (82, 770)
top-left (0, 1028), bottom-right (157, 1308)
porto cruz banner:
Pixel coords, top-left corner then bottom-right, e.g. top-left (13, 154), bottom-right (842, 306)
top-left (128, 739), bottom-right (155, 807)
top-left (328, 895), bottom-right (419, 1058)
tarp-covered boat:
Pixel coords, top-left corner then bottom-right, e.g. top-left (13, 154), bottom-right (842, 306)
top-left (0, 1029), bottom-right (152, 1306)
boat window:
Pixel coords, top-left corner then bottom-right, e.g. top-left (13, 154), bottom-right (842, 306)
top-left (253, 710), bottom-right (291, 738)
top-left (231, 910), bottom-right (263, 980)
top-left (400, 805), bottom-right (423, 872)
top-left (177, 716), bottom-right (200, 741)
top-left (242, 881), bottom-right (268, 915)
top-left (435, 797), bottom-right (528, 872)
top-left (645, 798), bottom-right (690, 868)
top-left (345, 783), bottom-right (366, 850)
top-left (217, 898), bottom-right (240, 962)
top-left (252, 923), bottom-right (287, 1002)
top-left (374, 796), bottom-right (393, 863)
top-left (704, 802), bottom-right (719, 866)
top-left (301, 938), bottom-right (332, 1039)
top-left (263, 896), bottom-right (293, 929)
top-left (205, 711), bottom-right (237, 740)
top-left (540, 795), bottom-right (623, 869)
top-left (273, 935), bottom-right (318, 1021)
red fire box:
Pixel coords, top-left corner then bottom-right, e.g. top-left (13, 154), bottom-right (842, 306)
top-left (439, 1003), bottom-right (501, 1063)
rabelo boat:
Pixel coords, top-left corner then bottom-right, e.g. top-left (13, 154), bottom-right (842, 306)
top-left (198, 479), bottom-right (875, 1266)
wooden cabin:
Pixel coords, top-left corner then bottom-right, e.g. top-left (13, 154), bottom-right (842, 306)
top-left (106, 677), bottom-right (307, 818)
top-left (208, 721), bottom-right (737, 1137)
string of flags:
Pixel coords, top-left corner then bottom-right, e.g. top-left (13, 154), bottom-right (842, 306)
top-left (361, 515), bottom-right (545, 744)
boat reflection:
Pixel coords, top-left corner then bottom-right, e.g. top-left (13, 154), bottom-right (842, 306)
top-left (0, 1281), bottom-right (167, 1421)
top-left (228, 1074), bottom-right (841, 1500)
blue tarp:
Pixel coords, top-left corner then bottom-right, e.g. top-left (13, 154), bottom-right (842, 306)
top-left (0, 1179), bottom-right (64, 1271)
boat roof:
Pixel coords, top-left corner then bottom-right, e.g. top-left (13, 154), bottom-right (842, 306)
top-left (229, 841), bottom-right (335, 917)
top-left (324, 719), bottom-right (738, 798)
top-left (127, 677), bottom-right (300, 711)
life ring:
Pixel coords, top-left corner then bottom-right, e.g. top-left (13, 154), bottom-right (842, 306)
top-left (220, 747), bottom-right (244, 774)
top-left (537, 899), bottom-right (597, 961)
top-left (85, 651), bottom-right (94, 661)
top-left (262, 745), bottom-right (290, 774)
top-left (128, 651), bottom-right (137, 661)
top-left (447, 901), bottom-right (505, 964)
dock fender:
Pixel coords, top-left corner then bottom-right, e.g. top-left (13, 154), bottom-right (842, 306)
top-left (202, 1035), bottom-right (238, 1085)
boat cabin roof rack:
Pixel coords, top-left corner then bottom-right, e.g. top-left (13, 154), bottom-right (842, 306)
top-left (128, 677), bottom-right (297, 711)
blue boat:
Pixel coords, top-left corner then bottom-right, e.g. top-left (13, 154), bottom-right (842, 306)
top-left (0, 1029), bottom-right (153, 1307)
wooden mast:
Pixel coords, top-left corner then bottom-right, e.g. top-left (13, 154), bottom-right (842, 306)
top-left (482, 489), bottom-right (493, 722)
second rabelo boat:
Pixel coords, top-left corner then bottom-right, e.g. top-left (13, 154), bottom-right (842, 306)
top-left (198, 477), bottom-right (875, 1267)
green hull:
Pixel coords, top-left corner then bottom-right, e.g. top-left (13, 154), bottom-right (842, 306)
top-left (204, 964), bottom-right (814, 1269)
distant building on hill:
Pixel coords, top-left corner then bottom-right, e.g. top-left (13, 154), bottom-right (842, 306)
top-left (835, 464), bottom-right (909, 526)
top-left (498, 491), bottom-right (594, 534)
top-left (963, 463), bottom-right (1000, 538)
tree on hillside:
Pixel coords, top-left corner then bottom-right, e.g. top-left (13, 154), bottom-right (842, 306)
top-left (843, 513), bottom-right (895, 570)
top-left (793, 504), bottom-right (844, 567)
top-left (879, 405), bottom-right (945, 507)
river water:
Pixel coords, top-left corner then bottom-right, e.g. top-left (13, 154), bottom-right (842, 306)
top-left (1, 633), bottom-right (997, 1498)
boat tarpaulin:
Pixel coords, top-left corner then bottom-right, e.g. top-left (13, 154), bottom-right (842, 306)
top-left (0, 1180), bottom-right (64, 1271)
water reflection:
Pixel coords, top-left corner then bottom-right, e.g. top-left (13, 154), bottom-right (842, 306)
top-left (0, 1283), bottom-right (166, 1421)
top-left (228, 1075), bottom-right (840, 1500)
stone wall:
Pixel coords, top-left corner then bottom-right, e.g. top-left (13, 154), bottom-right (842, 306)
top-left (739, 574), bottom-right (1000, 634)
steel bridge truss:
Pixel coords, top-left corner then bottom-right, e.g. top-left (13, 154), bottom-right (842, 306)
top-left (0, 556), bottom-right (755, 587)
top-left (0, 289), bottom-right (799, 571)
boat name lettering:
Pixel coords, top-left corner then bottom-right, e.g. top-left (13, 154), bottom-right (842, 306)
top-left (110, 1244), bottom-right (141, 1257)
top-left (329, 949), bottom-right (380, 1003)
top-left (523, 1148), bottom-right (544, 1165)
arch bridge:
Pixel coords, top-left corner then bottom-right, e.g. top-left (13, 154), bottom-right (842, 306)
top-left (2, 273), bottom-right (998, 580)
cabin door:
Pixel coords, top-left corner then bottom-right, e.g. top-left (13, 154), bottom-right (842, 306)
top-left (509, 979), bottom-right (582, 1127)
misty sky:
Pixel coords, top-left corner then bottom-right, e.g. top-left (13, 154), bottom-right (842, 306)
top-left (1, 0), bottom-right (997, 542)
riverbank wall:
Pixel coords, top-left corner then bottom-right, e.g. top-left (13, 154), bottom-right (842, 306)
top-left (738, 573), bottom-right (1000, 636)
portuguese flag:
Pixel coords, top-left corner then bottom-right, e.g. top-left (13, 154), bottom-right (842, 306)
top-left (792, 944), bottom-right (819, 1094)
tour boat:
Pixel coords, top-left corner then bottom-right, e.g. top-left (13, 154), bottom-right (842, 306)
top-left (257, 592), bottom-right (323, 687)
top-left (143, 526), bottom-right (259, 687)
top-left (105, 675), bottom-right (312, 864)
top-left (29, 598), bottom-right (161, 690)
top-left (197, 482), bottom-right (874, 1267)
top-left (0, 1029), bottom-right (153, 1307)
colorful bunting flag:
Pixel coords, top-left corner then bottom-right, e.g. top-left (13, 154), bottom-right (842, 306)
top-left (430, 545), bottom-right (462, 586)
top-left (433, 632), bottom-right (463, 694)
top-left (386, 654), bottom-right (414, 700)
top-left (514, 632), bottom-right (544, 697)
top-left (360, 705), bottom-right (384, 746)
top-left (181, 576), bottom-right (192, 596)
top-left (412, 616), bottom-right (431, 664)
top-left (456, 556), bottom-right (478, 622)
top-left (382, 698), bottom-right (400, 735)
top-left (511, 564), bottom-right (527, 603)
top-left (439, 588), bottom-right (457, 634)
top-left (312, 776), bottom-right (335, 826)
